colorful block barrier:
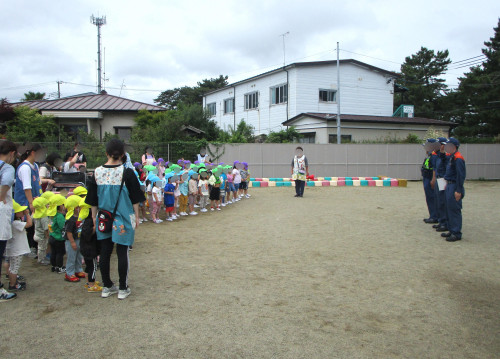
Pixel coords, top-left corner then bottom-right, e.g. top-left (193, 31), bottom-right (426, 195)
top-left (252, 181), bottom-right (261, 187)
top-left (268, 181), bottom-right (276, 187)
top-left (260, 181), bottom-right (269, 187)
top-left (338, 180), bottom-right (345, 186)
top-left (322, 181), bottom-right (330, 187)
top-left (307, 181), bottom-right (315, 187)
top-left (246, 176), bottom-right (407, 189)
top-left (353, 180), bottom-right (361, 187)
top-left (390, 179), bottom-right (399, 187)
top-left (360, 180), bottom-right (368, 186)
top-left (368, 180), bottom-right (376, 186)
top-left (345, 179), bottom-right (353, 186)
top-left (375, 180), bottom-right (383, 187)
top-left (383, 179), bottom-right (391, 187)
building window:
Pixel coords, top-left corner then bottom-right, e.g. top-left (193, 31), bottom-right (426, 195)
top-left (206, 102), bottom-right (216, 117)
top-left (224, 98), bottom-right (234, 114)
top-left (299, 132), bottom-right (315, 144)
top-left (329, 134), bottom-right (352, 143)
top-left (270, 84), bottom-right (288, 105)
top-left (244, 92), bottom-right (259, 110)
top-left (115, 127), bottom-right (132, 142)
top-left (319, 89), bottom-right (337, 103)
top-left (62, 124), bottom-right (88, 141)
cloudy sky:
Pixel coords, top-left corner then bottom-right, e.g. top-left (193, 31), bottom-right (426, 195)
top-left (1, 0), bottom-right (499, 105)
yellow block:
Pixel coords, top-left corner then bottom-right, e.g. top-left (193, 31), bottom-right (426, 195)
top-left (262, 178), bottom-right (269, 182)
top-left (353, 180), bottom-right (361, 186)
top-left (375, 180), bottom-right (384, 187)
top-left (330, 181), bottom-right (337, 186)
top-left (268, 181), bottom-right (276, 187)
top-left (332, 177), bottom-right (338, 181)
top-left (316, 177), bottom-right (325, 181)
top-left (248, 182), bottom-right (253, 188)
top-left (398, 179), bottom-right (408, 187)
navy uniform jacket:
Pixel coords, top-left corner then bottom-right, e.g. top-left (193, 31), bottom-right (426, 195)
top-left (444, 151), bottom-right (466, 196)
top-left (435, 152), bottom-right (450, 178)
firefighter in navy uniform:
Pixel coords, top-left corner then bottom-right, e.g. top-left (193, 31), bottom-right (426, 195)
top-left (441, 138), bottom-right (466, 242)
top-left (432, 137), bottom-right (451, 233)
top-left (422, 138), bottom-right (440, 224)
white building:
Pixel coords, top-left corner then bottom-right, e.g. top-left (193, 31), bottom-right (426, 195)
top-left (202, 59), bottom-right (452, 143)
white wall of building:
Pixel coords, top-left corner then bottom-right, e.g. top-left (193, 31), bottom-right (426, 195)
top-left (203, 62), bottom-right (395, 135)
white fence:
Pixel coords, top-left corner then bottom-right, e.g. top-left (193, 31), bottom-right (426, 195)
top-left (208, 143), bottom-right (500, 180)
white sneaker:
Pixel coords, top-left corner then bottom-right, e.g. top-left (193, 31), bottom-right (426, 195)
top-left (101, 285), bottom-right (118, 298)
top-left (245, 194), bottom-right (251, 198)
top-left (180, 212), bottom-right (187, 216)
top-left (156, 219), bottom-right (163, 223)
top-left (216, 207), bottom-right (221, 211)
top-left (166, 218), bottom-right (173, 222)
top-left (118, 287), bottom-right (131, 300)
top-left (200, 208), bottom-right (208, 213)
top-left (221, 203), bottom-right (226, 207)
top-left (142, 218), bottom-right (148, 222)
top-left (189, 211), bottom-right (198, 215)
top-left (139, 219), bottom-right (143, 224)
top-left (0, 288), bottom-right (17, 301)
top-left (194, 204), bottom-right (200, 208)
top-left (210, 207), bottom-right (215, 211)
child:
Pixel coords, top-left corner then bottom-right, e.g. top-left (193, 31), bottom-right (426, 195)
top-left (178, 172), bottom-right (189, 216)
top-left (145, 179), bottom-right (152, 220)
top-left (32, 197), bottom-right (50, 265)
top-left (232, 163), bottom-right (241, 202)
top-left (48, 194), bottom-right (67, 274)
top-left (79, 197), bottom-right (102, 292)
top-left (188, 171), bottom-right (198, 216)
top-left (151, 177), bottom-right (163, 224)
top-left (226, 169), bottom-right (234, 204)
top-left (63, 195), bottom-right (85, 283)
top-left (164, 174), bottom-right (176, 221)
top-left (198, 170), bottom-right (210, 213)
top-left (5, 200), bottom-right (32, 291)
top-left (240, 162), bottom-right (251, 199)
top-left (208, 169), bottom-right (221, 211)
top-left (219, 168), bottom-right (227, 206)
top-left (72, 186), bottom-right (87, 197)
top-left (173, 174), bottom-right (181, 219)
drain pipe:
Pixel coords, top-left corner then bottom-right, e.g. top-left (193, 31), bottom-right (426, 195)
top-left (284, 66), bottom-right (289, 129)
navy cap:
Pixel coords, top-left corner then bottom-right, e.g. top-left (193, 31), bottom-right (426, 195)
top-left (446, 137), bottom-right (460, 148)
top-left (437, 137), bottom-right (448, 144)
top-left (425, 138), bottom-right (437, 143)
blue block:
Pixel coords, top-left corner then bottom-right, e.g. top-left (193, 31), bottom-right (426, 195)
top-left (283, 182), bottom-right (292, 187)
top-left (345, 180), bottom-right (353, 186)
top-left (360, 180), bottom-right (368, 186)
top-left (252, 181), bottom-right (261, 187)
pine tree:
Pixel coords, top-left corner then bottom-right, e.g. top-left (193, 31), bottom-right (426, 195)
top-left (395, 47), bottom-right (451, 119)
top-left (452, 19), bottom-right (500, 139)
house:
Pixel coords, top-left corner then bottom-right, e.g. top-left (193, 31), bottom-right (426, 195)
top-left (202, 59), bottom-right (453, 143)
top-left (12, 92), bottom-right (165, 142)
top-left (283, 113), bottom-right (453, 143)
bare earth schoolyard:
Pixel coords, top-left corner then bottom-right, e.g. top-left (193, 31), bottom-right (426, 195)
top-left (3, 181), bottom-right (500, 359)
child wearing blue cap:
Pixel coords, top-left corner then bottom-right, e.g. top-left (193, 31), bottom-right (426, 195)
top-left (164, 174), bottom-right (176, 221)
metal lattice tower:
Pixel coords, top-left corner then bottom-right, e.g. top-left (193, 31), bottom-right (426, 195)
top-left (90, 15), bottom-right (106, 93)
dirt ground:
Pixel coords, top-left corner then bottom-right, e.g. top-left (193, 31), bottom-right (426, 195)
top-left (2, 181), bottom-right (500, 359)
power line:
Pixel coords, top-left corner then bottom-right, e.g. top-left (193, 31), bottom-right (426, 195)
top-left (451, 54), bottom-right (486, 65)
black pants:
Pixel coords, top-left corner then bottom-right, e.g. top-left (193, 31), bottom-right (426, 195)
top-left (27, 223), bottom-right (37, 250)
top-left (295, 180), bottom-right (305, 196)
top-left (84, 257), bottom-right (98, 283)
top-left (0, 240), bottom-right (6, 280)
top-left (50, 239), bottom-right (66, 268)
top-left (100, 237), bottom-right (129, 290)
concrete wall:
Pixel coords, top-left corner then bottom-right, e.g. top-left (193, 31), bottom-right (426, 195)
top-left (208, 143), bottom-right (500, 180)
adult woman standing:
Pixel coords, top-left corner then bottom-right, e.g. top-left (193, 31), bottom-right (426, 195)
top-left (291, 146), bottom-right (309, 198)
top-left (86, 139), bottom-right (144, 300)
top-left (0, 140), bottom-right (18, 301)
top-left (14, 143), bottom-right (44, 256)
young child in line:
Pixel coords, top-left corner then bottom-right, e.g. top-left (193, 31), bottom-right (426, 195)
top-left (232, 163), bottom-right (241, 202)
top-left (48, 194), bottom-right (67, 274)
top-left (208, 169), bottom-right (221, 211)
top-left (41, 191), bottom-right (55, 264)
top-left (5, 200), bottom-right (32, 291)
top-left (198, 170), bottom-right (210, 213)
top-left (32, 197), bottom-right (50, 266)
top-left (79, 197), bottom-right (102, 293)
top-left (178, 172), bottom-right (189, 216)
top-left (188, 172), bottom-right (198, 216)
top-left (219, 167), bottom-right (227, 206)
top-left (146, 178), bottom-right (153, 220)
top-left (240, 162), bottom-right (251, 199)
top-left (151, 177), bottom-right (163, 223)
top-left (63, 195), bottom-right (85, 283)
top-left (173, 174), bottom-right (181, 218)
top-left (164, 174), bottom-right (176, 221)
top-left (226, 169), bottom-right (234, 204)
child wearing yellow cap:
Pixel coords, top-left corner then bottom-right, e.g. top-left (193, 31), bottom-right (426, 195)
top-left (4, 200), bottom-right (32, 291)
top-left (79, 197), bottom-right (102, 292)
top-left (33, 197), bottom-right (50, 266)
top-left (63, 195), bottom-right (85, 283)
top-left (48, 194), bottom-right (66, 274)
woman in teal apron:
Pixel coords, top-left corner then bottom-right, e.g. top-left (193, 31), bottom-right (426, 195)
top-left (86, 139), bottom-right (145, 300)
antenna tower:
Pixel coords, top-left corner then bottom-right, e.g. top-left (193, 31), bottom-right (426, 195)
top-left (90, 14), bottom-right (106, 93)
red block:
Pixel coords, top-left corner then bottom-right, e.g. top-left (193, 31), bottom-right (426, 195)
top-left (390, 179), bottom-right (399, 187)
top-left (368, 180), bottom-right (376, 186)
top-left (260, 181), bottom-right (269, 187)
top-left (322, 181), bottom-right (330, 186)
top-left (255, 178), bottom-right (263, 181)
top-left (337, 180), bottom-right (345, 186)
top-left (352, 177), bottom-right (359, 180)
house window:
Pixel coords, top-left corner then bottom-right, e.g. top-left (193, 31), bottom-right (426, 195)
top-left (62, 124), bottom-right (88, 141)
top-left (244, 92), bottom-right (259, 110)
top-left (206, 102), bottom-right (216, 117)
top-left (224, 98), bottom-right (234, 114)
top-left (319, 89), bottom-right (337, 103)
top-left (329, 134), bottom-right (352, 143)
top-left (270, 84), bottom-right (288, 105)
top-left (299, 132), bottom-right (315, 144)
top-left (115, 127), bottom-right (132, 142)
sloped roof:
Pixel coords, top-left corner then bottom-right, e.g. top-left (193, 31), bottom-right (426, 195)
top-left (204, 59), bottom-right (399, 96)
top-left (283, 113), bottom-right (454, 127)
top-left (12, 93), bottom-right (165, 112)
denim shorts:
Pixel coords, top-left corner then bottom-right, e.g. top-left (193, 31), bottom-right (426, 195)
top-left (233, 183), bottom-right (240, 191)
top-left (227, 183), bottom-right (236, 192)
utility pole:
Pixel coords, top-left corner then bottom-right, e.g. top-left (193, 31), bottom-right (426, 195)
top-left (280, 31), bottom-right (289, 67)
top-left (90, 15), bottom-right (106, 94)
top-left (57, 81), bottom-right (62, 99)
top-left (336, 42), bottom-right (341, 144)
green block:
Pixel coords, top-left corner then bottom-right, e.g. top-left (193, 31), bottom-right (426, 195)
top-left (324, 177), bottom-right (332, 181)
top-left (252, 181), bottom-right (261, 187)
top-left (307, 181), bottom-right (315, 187)
top-left (249, 178), bottom-right (255, 181)
top-left (345, 180), bottom-right (353, 186)
top-left (276, 182), bottom-right (284, 187)
top-left (361, 180), bottom-right (368, 186)
top-left (283, 182), bottom-right (292, 187)
top-left (383, 180), bottom-right (391, 186)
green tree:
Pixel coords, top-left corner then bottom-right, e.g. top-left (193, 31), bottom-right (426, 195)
top-left (6, 106), bottom-right (59, 142)
top-left (223, 120), bottom-right (254, 143)
top-left (154, 75), bottom-right (228, 109)
top-left (395, 47), bottom-right (451, 119)
top-left (451, 19), bottom-right (500, 139)
top-left (0, 99), bottom-right (15, 136)
top-left (266, 127), bottom-right (301, 143)
top-left (22, 91), bottom-right (46, 101)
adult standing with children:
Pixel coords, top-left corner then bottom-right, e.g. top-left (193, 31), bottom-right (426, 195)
top-left (291, 146), bottom-right (309, 197)
top-left (0, 140), bottom-right (18, 301)
top-left (86, 139), bottom-right (145, 300)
